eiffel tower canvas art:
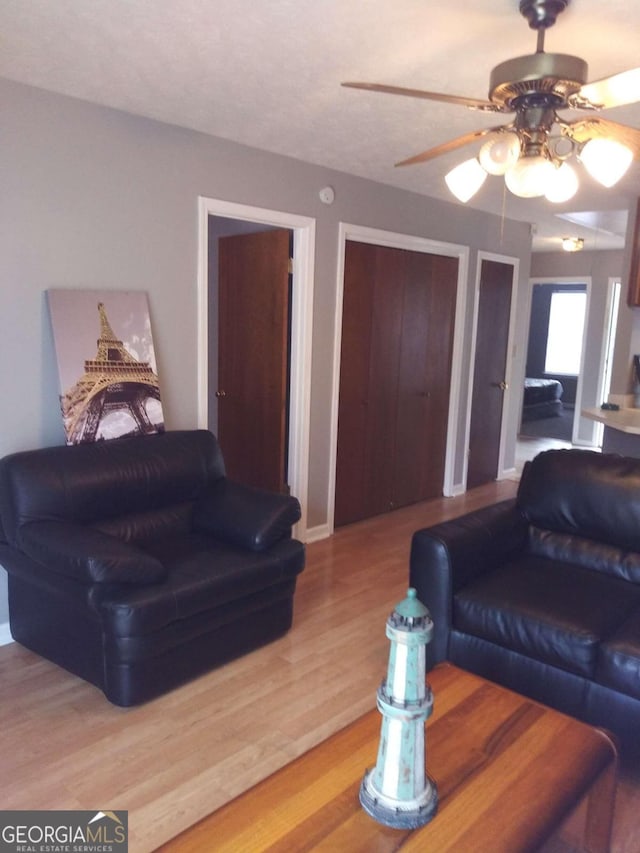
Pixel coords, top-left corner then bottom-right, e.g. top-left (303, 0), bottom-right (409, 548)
top-left (47, 290), bottom-right (165, 445)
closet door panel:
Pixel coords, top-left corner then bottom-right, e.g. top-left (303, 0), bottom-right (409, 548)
top-left (362, 246), bottom-right (404, 518)
top-left (335, 241), bottom-right (376, 526)
top-left (336, 243), bottom-right (458, 526)
top-left (393, 253), bottom-right (458, 507)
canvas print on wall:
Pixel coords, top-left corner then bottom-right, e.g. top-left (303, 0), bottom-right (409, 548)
top-left (47, 289), bottom-right (165, 445)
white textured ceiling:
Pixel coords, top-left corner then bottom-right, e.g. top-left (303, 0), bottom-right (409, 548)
top-left (1, 0), bottom-right (639, 251)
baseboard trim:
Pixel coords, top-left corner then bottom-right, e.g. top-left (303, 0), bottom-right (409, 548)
top-left (0, 622), bottom-right (14, 647)
top-left (446, 483), bottom-right (466, 497)
top-left (305, 524), bottom-right (331, 543)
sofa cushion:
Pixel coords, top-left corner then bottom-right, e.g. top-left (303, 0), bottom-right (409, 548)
top-left (529, 526), bottom-right (640, 584)
top-left (17, 520), bottom-right (167, 585)
top-left (92, 502), bottom-right (194, 544)
top-left (0, 430), bottom-right (224, 544)
top-left (453, 555), bottom-right (640, 678)
top-left (101, 581), bottom-right (297, 665)
top-left (193, 479), bottom-right (301, 551)
top-left (94, 534), bottom-right (305, 636)
top-left (596, 607), bottom-right (640, 701)
top-left (517, 449), bottom-right (640, 553)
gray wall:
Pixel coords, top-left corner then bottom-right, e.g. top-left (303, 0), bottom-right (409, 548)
top-left (0, 77), bottom-right (535, 630)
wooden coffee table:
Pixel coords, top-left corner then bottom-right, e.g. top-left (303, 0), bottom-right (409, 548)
top-left (158, 663), bottom-right (617, 852)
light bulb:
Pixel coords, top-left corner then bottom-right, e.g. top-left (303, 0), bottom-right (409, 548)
top-left (562, 237), bottom-right (584, 252)
top-left (505, 155), bottom-right (555, 198)
top-left (580, 138), bottom-right (633, 188)
top-left (445, 158), bottom-right (487, 203)
top-left (478, 132), bottom-right (521, 175)
top-left (545, 162), bottom-right (579, 203)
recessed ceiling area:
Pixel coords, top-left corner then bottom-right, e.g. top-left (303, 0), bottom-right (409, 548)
top-left (532, 208), bottom-right (628, 252)
top-left (0, 0), bottom-right (638, 253)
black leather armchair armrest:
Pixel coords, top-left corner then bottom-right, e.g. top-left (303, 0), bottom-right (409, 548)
top-left (17, 520), bottom-right (167, 585)
top-left (409, 498), bottom-right (527, 666)
top-left (193, 478), bottom-right (301, 551)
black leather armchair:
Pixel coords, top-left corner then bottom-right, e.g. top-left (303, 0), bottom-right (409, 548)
top-left (410, 449), bottom-right (640, 752)
top-left (0, 430), bottom-right (305, 706)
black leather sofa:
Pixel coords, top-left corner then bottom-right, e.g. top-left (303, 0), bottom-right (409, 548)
top-left (410, 449), bottom-right (640, 753)
top-left (0, 430), bottom-right (305, 706)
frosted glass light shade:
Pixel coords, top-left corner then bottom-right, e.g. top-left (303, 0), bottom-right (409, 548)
top-left (504, 155), bottom-right (555, 198)
top-left (445, 158), bottom-right (487, 202)
top-left (545, 162), bottom-right (579, 203)
top-left (580, 138), bottom-right (633, 187)
top-left (562, 237), bottom-right (584, 252)
top-left (478, 132), bottom-right (521, 175)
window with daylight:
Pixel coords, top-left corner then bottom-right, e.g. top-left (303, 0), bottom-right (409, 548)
top-left (544, 291), bottom-right (587, 375)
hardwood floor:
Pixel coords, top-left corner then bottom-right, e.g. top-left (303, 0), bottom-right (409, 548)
top-left (0, 478), bottom-right (637, 852)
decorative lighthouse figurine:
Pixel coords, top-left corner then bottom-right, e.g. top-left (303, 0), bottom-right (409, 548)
top-left (359, 587), bottom-right (438, 829)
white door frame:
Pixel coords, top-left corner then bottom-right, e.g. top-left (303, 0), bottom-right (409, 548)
top-left (326, 222), bottom-right (470, 535)
top-left (197, 196), bottom-right (316, 540)
top-left (593, 277), bottom-right (622, 446)
top-left (464, 251), bottom-right (519, 487)
top-left (527, 275), bottom-right (593, 447)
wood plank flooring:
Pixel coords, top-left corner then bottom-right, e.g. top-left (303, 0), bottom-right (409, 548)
top-left (0, 478), bottom-right (637, 852)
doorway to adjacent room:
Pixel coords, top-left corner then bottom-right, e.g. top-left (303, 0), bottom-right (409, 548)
top-left (197, 197), bottom-right (315, 539)
top-left (215, 225), bottom-right (292, 494)
top-left (516, 275), bottom-right (621, 473)
top-left (520, 280), bottom-right (588, 445)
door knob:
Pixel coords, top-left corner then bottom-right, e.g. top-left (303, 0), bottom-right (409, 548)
top-left (490, 381), bottom-right (508, 391)
top-left (215, 390), bottom-right (226, 398)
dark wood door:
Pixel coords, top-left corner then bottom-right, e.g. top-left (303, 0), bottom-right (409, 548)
top-left (466, 259), bottom-right (514, 489)
top-left (335, 241), bottom-right (458, 526)
top-left (217, 228), bottom-right (290, 493)
top-left (393, 253), bottom-right (458, 507)
top-left (334, 242), bottom-right (404, 525)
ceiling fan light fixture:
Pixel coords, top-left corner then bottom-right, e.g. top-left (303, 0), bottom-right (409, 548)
top-left (544, 161), bottom-right (579, 203)
top-left (504, 154), bottom-right (555, 198)
top-left (562, 237), bottom-right (584, 252)
top-left (478, 131), bottom-right (521, 175)
top-left (345, 0), bottom-right (640, 212)
top-left (445, 158), bottom-right (487, 202)
top-left (579, 138), bottom-right (633, 188)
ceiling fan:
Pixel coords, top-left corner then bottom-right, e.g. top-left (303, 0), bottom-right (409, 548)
top-left (343, 0), bottom-right (640, 202)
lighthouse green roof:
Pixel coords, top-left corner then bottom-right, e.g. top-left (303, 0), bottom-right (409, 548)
top-left (395, 587), bottom-right (429, 620)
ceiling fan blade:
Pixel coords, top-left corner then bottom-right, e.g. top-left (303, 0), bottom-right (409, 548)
top-left (395, 126), bottom-right (504, 167)
top-left (342, 82), bottom-right (502, 112)
top-left (577, 67), bottom-right (640, 110)
top-left (567, 117), bottom-right (640, 157)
